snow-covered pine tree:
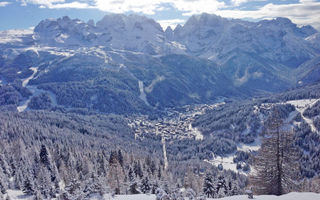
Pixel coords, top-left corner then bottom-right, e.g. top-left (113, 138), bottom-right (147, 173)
top-left (128, 167), bottom-right (135, 183)
top-left (22, 177), bottom-right (35, 195)
top-left (140, 177), bottom-right (150, 194)
top-left (186, 188), bottom-right (196, 200)
top-left (129, 182), bottom-right (140, 194)
top-left (157, 166), bottom-right (162, 180)
top-left (64, 177), bottom-right (83, 199)
top-left (134, 161), bottom-right (143, 179)
top-left (150, 160), bottom-right (156, 175)
top-left (250, 108), bottom-right (301, 195)
top-left (118, 150), bottom-right (124, 167)
top-left (13, 169), bottom-right (23, 190)
top-left (151, 181), bottom-right (159, 194)
top-left (203, 173), bottom-right (215, 198)
top-left (39, 145), bottom-right (50, 170)
top-left (83, 174), bottom-right (105, 198)
top-left (0, 180), bottom-right (7, 195)
top-left (231, 181), bottom-right (240, 196)
top-left (169, 188), bottom-right (184, 200)
top-left (36, 167), bottom-right (53, 199)
top-left (156, 188), bottom-right (170, 200)
top-left (216, 176), bottom-right (228, 198)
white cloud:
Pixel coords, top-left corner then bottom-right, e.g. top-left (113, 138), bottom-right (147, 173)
top-left (16, 0), bottom-right (320, 30)
top-left (230, 0), bottom-right (267, 7)
top-left (0, 1), bottom-right (11, 7)
top-left (21, 0), bottom-right (65, 7)
top-left (231, 0), bottom-right (249, 6)
top-left (170, 0), bottom-right (226, 16)
top-left (215, 1), bottom-right (320, 30)
top-left (48, 1), bottom-right (92, 9)
top-left (157, 19), bottom-right (186, 29)
top-left (93, 0), bottom-right (226, 15)
top-left (19, 0), bottom-right (91, 9)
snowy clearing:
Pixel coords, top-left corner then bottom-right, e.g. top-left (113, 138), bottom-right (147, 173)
top-left (205, 138), bottom-right (260, 173)
top-left (205, 153), bottom-right (238, 173)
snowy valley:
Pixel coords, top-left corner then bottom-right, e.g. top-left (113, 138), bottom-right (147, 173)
top-left (0, 13), bottom-right (320, 200)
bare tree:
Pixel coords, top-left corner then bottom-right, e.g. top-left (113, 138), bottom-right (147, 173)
top-left (251, 109), bottom-right (301, 195)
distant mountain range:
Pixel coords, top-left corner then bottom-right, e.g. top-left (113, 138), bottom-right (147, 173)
top-left (0, 13), bottom-right (319, 114)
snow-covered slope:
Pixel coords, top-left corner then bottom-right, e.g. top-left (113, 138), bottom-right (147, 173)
top-left (217, 192), bottom-right (320, 200)
top-left (0, 29), bottom-right (33, 46)
top-left (4, 190), bottom-right (320, 200)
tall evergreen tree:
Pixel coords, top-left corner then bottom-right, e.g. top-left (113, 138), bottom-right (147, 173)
top-left (118, 150), bottom-right (124, 167)
top-left (0, 181), bottom-right (6, 195)
top-left (22, 177), bottom-right (35, 195)
top-left (140, 177), bottom-right (150, 194)
top-left (251, 109), bottom-right (301, 195)
top-left (216, 176), bottom-right (228, 198)
top-left (109, 151), bottom-right (118, 165)
top-left (128, 167), bottom-right (135, 183)
top-left (203, 173), bottom-right (215, 198)
top-left (39, 145), bottom-right (50, 169)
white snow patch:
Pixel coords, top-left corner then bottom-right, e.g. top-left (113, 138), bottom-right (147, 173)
top-left (145, 75), bottom-right (165, 93)
top-left (237, 139), bottom-right (261, 152)
top-left (205, 138), bottom-right (260, 173)
top-left (5, 190), bottom-right (33, 200)
top-left (162, 136), bottom-right (169, 170)
top-left (22, 67), bottom-right (38, 87)
top-left (17, 85), bottom-right (58, 112)
top-left (286, 99), bottom-right (320, 133)
top-left (24, 46), bottom-right (40, 57)
top-left (18, 65), bottom-right (58, 112)
top-left (17, 99), bottom-right (30, 112)
top-left (0, 29), bottom-right (33, 44)
top-left (188, 123), bottom-right (203, 140)
top-left (216, 192), bottom-right (320, 200)
top-left (110, 194), bottom-right (156, 200)
top-left (138, 81), bottom-right (150, 106)
top-left (205, 153), bottom-right (238, 173)
top-left (170, 41), bottom-right (187, 51)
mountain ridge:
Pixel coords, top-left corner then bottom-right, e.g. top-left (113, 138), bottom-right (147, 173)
top-left (0, 13), bottom-right (319, 114)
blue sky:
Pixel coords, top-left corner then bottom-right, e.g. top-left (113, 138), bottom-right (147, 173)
top-left (0, 0), bottom-right (320, 30)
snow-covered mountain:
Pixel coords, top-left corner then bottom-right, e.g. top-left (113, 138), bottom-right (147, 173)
top-left (32, 14), bottom-right (185, 55)
top-left (174, 14), bottom-right (318, 64)
top-left (0, 13), bottom-right (320, 114)
top-left (172, 14), bottom-right (320, 91)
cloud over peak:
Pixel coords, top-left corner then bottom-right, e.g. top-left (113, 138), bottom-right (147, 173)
top-left (11, 0), bottom-right (320, 30)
